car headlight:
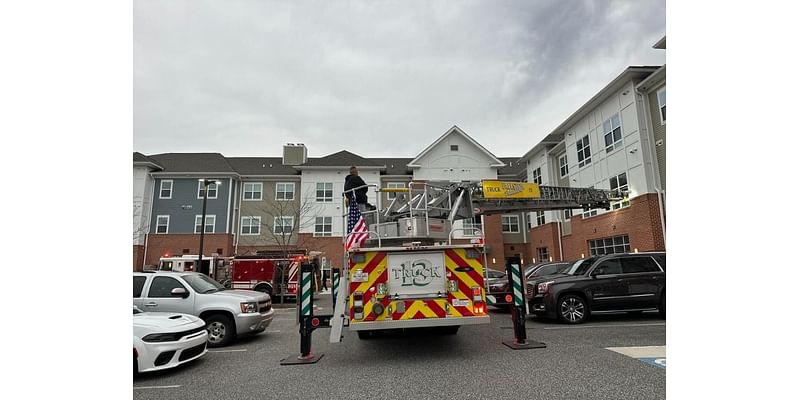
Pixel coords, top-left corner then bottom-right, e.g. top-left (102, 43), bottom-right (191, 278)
top-left (142, 333), bottom-right (179, 343)
top-left (537, 281), bottom-right (555, 294)
top-left (241, 301), bottom-right (258, 313)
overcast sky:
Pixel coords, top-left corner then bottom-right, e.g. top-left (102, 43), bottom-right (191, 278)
top-left (133, 0), bottom-right (665, 159)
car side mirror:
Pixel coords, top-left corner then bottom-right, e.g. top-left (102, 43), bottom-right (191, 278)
top-left (590, 270), bottom-right (602, 278)
top-left (171, 288), bottom-right (189, 298)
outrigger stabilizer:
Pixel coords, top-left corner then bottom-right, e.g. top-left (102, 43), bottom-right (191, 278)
top-left (280, 263), bottom-right (334, 365)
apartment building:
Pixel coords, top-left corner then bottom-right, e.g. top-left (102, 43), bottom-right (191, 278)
top-left (133, 39), bottom-right (666, 271)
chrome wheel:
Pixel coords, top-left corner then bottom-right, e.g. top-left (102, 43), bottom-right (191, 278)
top-left (207, 321), bottom-right (227, 344)
top-left (204, 314), bottom-right (235, 347)
top-left (559, 295), bottom-right (587, 324)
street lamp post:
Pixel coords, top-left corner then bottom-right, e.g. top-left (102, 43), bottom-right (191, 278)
top-left (198, 179), bottom-right (221, 276)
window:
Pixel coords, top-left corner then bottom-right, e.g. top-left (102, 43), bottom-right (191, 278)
top-left (243, 183), bottom-right (262, 201)
top-left (159, 180), bottom-right (173, 199)
top-left (241, 216), bottom-right (261, 235)
top-left (386, 182), bottom-right (406, 199)
top-left (273, 216), bottom-right (294, 234)
top-left (133, 276), bottom-right (146, 298)
top-left (559, 154), bottom-right (568, 177)
top-left (588, 235), bottom-right (630, 256)
top-left (198, 181), bottom-right (219, 199)
top-left (622, 257), bottom-right (662, 273)
top-left (531, 167), bottom-right (542, 184)
top-left (536, 211), bottom-right (545, 225)
top-left (155, 215), bottom-right (169, 234)
top-left (577, 135), bottom-right (591, 168)
top-left (450, 145), bottom-right (459, 151)
top-left (537, 247), bottom-right (549, 263)
top-left (314, 217), bottom-right (332, 237)
top-left (501, 215), bottom-right (519, 233)
top-left (609, 172), bottom-right (630, 209)
top-left (276, 182), bottom-right (295, 200)
top-left (148, 276), bottom-right (187, 298)
top-left (194, 215), bottom-right (216, 234)
top-left (463, 215), bottom-right (483, 236)
top-left (603, 113), bottom-right (623, 153)
top-left (657, 88), bottom-right (666, 123)
top-left (316, 182), bottom-right (333, 202)
top-left (563, 209), bottom-right (572, 220)
top-left (592, 259), bottom-right (622, 275)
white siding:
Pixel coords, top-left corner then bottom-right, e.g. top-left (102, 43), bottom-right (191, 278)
top-left (532, 80), bottom-right (656, 221)
top-left (412, 134), bottom-right (498, 182)
top-left (133, 166), bottom-right (154, 245)
top-left (299, 169), bottom-right (381, 235)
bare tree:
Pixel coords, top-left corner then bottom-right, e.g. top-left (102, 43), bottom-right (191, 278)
top-left (253, 192), bottom-right (320, 259)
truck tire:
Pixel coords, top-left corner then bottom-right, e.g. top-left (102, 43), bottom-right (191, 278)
top-left (205, 314), bottom-right (235, 347)
top-left (557, 294), bottom-right (588, 324)
top-left (357, 331), bottom-right (371, 340)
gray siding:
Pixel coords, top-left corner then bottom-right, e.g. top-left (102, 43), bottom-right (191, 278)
top-left (237, 179), bottom-right (302, 246)
top-left (150, 178), bottom-right (232, 234)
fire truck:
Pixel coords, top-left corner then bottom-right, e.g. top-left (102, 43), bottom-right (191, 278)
top-left (330, 180), bottom-right (624, 341)
top-left (231, 253), bottom-right (321, 301)
top-left (157, 254), bottom-right (231, 283)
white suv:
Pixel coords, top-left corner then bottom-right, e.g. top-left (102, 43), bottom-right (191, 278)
top-left (133, 272), bottom-right (274, 347)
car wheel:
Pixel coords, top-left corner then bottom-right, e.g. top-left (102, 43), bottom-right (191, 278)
top-left (357, 330), bottom-right (371, 340)
top-left (659, 292), bottom-right (666, 319)
top-left (205, 314), bottom-right (235, 347)
top-left (558, 294), bottom-right (588, 324)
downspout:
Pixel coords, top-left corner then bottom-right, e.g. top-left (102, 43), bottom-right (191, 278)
top-left (143, 173), bottom-right (157, 270)
top-left (557, 220), bottom-right (564, 262)
top-left (636, 85), bottom-right (667, 250)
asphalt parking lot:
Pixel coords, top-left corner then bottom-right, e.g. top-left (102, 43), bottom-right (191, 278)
top-left (134, 292), bottom-right (666, 400)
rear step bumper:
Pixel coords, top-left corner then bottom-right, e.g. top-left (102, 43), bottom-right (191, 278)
top-left (349, 315), bottom-right (490, 331)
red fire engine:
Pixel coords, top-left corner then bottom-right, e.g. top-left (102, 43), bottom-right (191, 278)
top-left (231, 254), bottom-right (320, 301)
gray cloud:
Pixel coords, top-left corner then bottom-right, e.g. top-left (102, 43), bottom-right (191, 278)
top-left (134, 0), bottom-right (665, 158)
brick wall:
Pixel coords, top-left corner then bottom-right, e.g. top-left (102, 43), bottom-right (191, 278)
top-left (562, 193), bottom-right (665, 259)
top-left (145, 234), bottom-right (234, 266)
top-left (527, 222), bottom-right (562, 263)
top-left (482, 214), bottom-right (506, 270)
top-left (133, 245), bottom-right (145, 271)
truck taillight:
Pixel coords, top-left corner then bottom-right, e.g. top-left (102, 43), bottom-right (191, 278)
top-left (473, 301), bottom-right (485, 314)
top-left (471, 286), bottom-right (482, 301)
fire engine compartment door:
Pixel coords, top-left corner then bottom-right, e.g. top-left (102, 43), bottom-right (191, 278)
top-left (386, 252), bottom-right (446, 297)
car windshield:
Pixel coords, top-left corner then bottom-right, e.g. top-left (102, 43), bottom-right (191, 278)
top-left (565, 258), bottom-right (596, 275)
top-left (182, 274), bottom-right (225, 294)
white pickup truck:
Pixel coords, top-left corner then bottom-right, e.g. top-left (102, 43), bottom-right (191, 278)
top-left (133, 271), bottom-right (274, 347)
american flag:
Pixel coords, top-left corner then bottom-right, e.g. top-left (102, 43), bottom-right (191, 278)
top-left (345, 199), bottom-right (368, 251)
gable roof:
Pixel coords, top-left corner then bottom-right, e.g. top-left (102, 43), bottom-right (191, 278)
top-left (371, 158), bottom-right (413, 175)
top-left (226, 157), bottom-right (300, 177)
top-left (298, 150), bottom-right (384, 169)
top-left (133, 152), bottom-right (163, 170)
top-left (147, 153), bottom-right (238, 175)
top-left (408, 125), bottom-right (505, 168)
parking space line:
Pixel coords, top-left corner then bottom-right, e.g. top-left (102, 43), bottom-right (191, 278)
top-left (133, 385), bottom-right (181, 390)
top-left (264, 330), bottom-right (281, 333)
top-left (208, 349), bottom-right (248, 353)
top-left (542, 323), bottom-right (665, 330)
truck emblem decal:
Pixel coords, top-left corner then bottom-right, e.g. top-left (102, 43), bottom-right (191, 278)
top-left (392, 259), bottom-right (442, 287)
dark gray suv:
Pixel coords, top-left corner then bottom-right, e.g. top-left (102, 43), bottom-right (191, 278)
top-left (528, 252), bottom-right (666, 324)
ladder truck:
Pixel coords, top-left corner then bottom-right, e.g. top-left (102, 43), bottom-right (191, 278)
top-left (328, 180), bottom-right (624, 342)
